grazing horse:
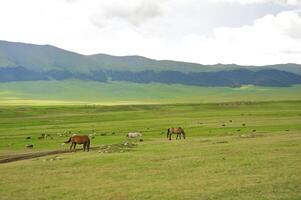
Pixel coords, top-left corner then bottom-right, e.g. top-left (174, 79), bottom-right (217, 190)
top-left (64, 135), bottom-right (90, 152)
top-left (127, 132), bottom-right (143, 138)
top-left (167, 127), bottom-right (186, 140)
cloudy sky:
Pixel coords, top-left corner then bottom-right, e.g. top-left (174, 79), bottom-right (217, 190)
top-left (0, 0), bottom-right (301, 65)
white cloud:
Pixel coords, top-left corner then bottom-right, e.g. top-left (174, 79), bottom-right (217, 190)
top-left (177, 10), bottom-right (301, 65)
top-left (92, 0), bottom-right (164, 27)
top-left (212, 0), bottom-right (301, 5)
top-left (0, 0), bottom-right (300, 65)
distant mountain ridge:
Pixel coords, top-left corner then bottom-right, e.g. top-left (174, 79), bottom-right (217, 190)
top-left (1, 40), bottom-right (301, 87)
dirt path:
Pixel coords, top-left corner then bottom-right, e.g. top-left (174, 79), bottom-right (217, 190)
top-left (0, 147), bottom-right (99, 164)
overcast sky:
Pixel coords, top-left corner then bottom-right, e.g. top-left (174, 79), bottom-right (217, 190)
top-left (0, 0), bottom-right (301, 65)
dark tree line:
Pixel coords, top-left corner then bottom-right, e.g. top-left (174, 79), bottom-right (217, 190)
top-left (110, 69), bottom-right (301, 87)
top-left (1, 66), bottom-right (301, 87)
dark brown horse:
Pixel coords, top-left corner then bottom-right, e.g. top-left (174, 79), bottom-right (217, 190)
top-left (167, 127), bottom-right (186, 140)
top-left (65, 135), bottom-right (90, 152)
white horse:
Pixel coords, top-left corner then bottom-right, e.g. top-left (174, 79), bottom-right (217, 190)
top-left (127, 132), bottom-right (143, 138)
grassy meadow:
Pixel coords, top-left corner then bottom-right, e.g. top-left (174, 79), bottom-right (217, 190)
top-left (0, 101), bottom-right (301, 199)
top-left (1, 80), bottom-right (301, 105)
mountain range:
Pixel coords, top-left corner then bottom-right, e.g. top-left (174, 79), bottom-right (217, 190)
top-left (1, 40), bottom-right (301, 87)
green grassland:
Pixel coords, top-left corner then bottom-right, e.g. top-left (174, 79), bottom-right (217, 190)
top-left (0, 101), bottom-right (301, 199)
top-left (0, 80), bottom-right (301, 105)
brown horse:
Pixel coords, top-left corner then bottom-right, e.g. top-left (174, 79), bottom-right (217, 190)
top-left (167, 127), bottom-right (186, 140)
top-left (65, 135), bottom-right (90, 152)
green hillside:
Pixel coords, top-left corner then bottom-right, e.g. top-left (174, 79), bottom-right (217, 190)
top-left (0, 40), bottom-right (212, 73)
top-left (1, 40), bottom-right (301, 74)
top-left (89, 54), bottom-right (213, 72)
top-left (0, 80), bottom-right (301, 105)
top-left (0, 40), bottom-right (97, 73)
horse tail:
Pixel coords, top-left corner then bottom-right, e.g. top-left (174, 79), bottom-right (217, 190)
top-left (64, 137), bottom-right (72, 143)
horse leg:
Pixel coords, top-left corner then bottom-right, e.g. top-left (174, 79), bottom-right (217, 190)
top-left (179, 133), bottom-right (182, 140)
top-left (73, 143), bottom-right (77, 151)
top-left (176, 133), bottom-right (179, 140)
top-left (84, 142), bottom-right (88, 152)
top-left (169, 133), bottom-right (172, 140)
top-left (87, 140), bottom-right (90, 152)
top-left (70, 143), bottom-right (73, 151)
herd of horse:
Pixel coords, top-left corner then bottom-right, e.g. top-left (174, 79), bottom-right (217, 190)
top-left (64, 127), bottom-right (186, 152)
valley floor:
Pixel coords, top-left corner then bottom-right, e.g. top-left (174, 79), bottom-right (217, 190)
top-left (1, 81), bottom-right (301, 105)
top-left (0, 133), bottom-right (300, 200)
top-left (0, 101), bottom-right (300, 199)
